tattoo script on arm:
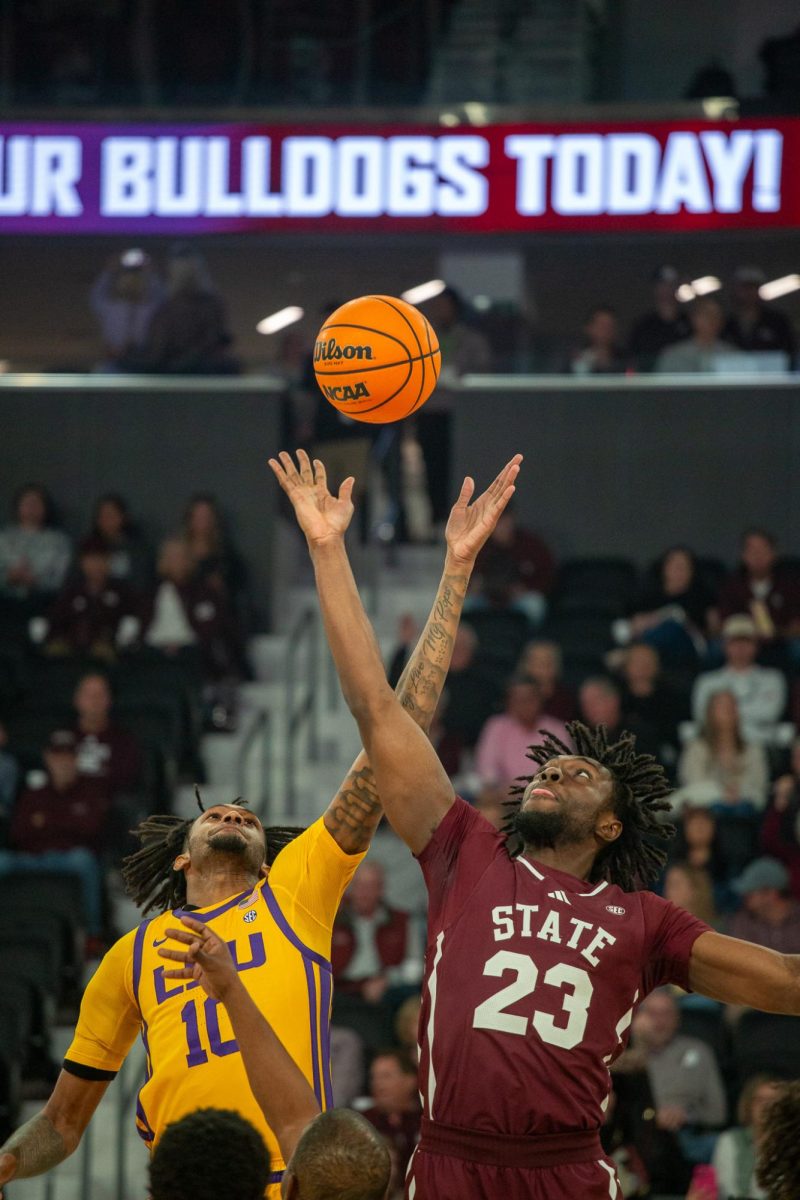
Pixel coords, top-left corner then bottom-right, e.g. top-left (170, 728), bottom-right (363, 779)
top-left (1, 1113), bottom-right (70, 1180)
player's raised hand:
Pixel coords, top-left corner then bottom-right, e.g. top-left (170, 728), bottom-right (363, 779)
top-left (445, 453), bottom-right (522, 566)
top-left (0, 1151), bottom-right (17, 1196)
top-left (268, 449), bottom-right (354, 547)
top-left (158, 915), bottom-right (240, 1003)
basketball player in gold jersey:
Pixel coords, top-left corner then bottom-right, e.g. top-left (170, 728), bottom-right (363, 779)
top-left (0, 451), bottom-right (520, 1198)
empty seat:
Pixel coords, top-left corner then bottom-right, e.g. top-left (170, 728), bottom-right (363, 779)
top-left (466, 609), bottom-right (533, 675)
top-left (732, 1011), bottom-right (800, 1087)
top-left (678, 1003), bottom-right (729, 1076)
top-left (553, 559), bottom-right (638, 618)
top-left (540, 613), bottom-right (613, 660)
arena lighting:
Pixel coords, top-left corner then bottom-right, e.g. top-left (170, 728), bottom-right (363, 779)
top-left (676, 276), bottom-right (723, 302)
top-left (256, 306), bottom-right (304, 335)
top-left (759, 273), bottom-right (800, 301)
top-left (401, 280), bottom-right (446, 305)
top-left (463, 102), bottom-right (489, 126)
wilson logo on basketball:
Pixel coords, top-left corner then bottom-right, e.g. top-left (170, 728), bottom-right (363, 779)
top-left (323, 383), bottom-right (370, 403)
top-left (605, 905), bottom-right (626, 915)
top-left (314, 337), bottom-right (374, 362)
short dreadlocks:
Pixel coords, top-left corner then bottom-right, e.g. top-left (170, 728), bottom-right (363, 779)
top-left (757, 1079), bottom-right (800, 1200)
top-left (504, 721), bottom-right (674, 891)
top-left (122, 788), bottom-right (305, 915)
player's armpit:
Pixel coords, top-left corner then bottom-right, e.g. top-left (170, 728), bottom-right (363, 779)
top-left (688, 930), bottom-right (800, 1013)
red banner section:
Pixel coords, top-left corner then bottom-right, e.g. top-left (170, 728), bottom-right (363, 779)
top-left (0, 119), bottom-right (798, 234)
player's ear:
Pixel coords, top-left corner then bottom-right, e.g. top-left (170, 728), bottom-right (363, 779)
top-left (281, 1167), bottom-right (298, 1198)
top-left (258, 861), bottom-right (269, 879)
top-left (595, 812), bottom-right (622, 846)
top-left (173, 851), bottom-right (190, 872)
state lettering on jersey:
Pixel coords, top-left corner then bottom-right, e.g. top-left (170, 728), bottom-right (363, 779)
top-left (153, 931), bottom-right (266, 1005)
top-left (491, 903), bottom-right (616, 967)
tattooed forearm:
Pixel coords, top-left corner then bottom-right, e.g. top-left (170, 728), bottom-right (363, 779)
top-left (396, 565), bottom-right (470, 732)
top-left (324, 765), bottom-right (382, 853)
top-left (0, 1112), bottom-right (71, 1179)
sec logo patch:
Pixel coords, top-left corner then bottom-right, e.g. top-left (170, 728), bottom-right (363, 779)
top-left (605, 905), bottom-right (626, 916)
top-left (243, 910), bottom-right (257, 923)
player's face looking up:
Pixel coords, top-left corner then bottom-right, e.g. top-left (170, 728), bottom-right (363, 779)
top-left (514, 756), bottom-right (621, 854)
top-left (176, 805), bottom-right (267, 878)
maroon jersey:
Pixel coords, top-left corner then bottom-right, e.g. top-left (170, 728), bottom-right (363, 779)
top-left (416, 799), bottom-right (709, 1137)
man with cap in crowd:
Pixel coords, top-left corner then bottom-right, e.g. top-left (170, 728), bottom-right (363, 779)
top-left (628, 265), bottom-right (692, 371)
top-left (723, 265), bottom-right (796, 363)
top-left (728, 857), bottom-right (800, 955)
top-left (0, 729), bottom-right (110, 938)
top-left (691, 615), bottom-right (787, 744)
top-left (717, 529), bottom-right (800, 647)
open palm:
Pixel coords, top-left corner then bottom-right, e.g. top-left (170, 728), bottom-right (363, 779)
top-left (269, 449), bottom-right (354, 546)
top-left (445, 453), bottom-right (523, 565)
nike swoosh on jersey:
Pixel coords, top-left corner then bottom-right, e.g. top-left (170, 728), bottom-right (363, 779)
top-left (152, 937), bottom-right (168, 947)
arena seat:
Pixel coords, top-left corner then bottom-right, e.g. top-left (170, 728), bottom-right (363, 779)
top-left (678, 1003), bottom-right (730, 1076)
top-left (552, 558), bottom-right (639, 618)
top-left (695, 556), bottom-right (728, 596)
top-left (464, 609), bottom-right (533, 674)
top-left (732, 1011), bottom-right (800, 1087)
top-left (540, 613), bottom-right (614, 660)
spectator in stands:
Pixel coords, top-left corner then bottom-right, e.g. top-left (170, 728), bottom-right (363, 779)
top-left (72, 672), bottom-right (141, 797)
top-left (616, 545), bottom-right (713, 666)
top-left (628, 265), bottom-right (691, 372)
top-left (142, 537), bottom-right (245, 684)
top-left (570, 305), bottom-right (628, 374)
top-left (331, 862), bottom-right (421, 1004)
top-left (393, 995), bottom-right (421, 1068)
top-left (125, 244), bottom-right (239, 375)
top-left (724, 266), bottom-right (795, 362)
top-left (87, 493), bottom-right (152, 590)
top-left (434, 624), bottom-right (503, 777)
top-left (0, 729), bottom-right (108, 935)
top-left (669, 808), bottom-right (733, 904)
top-left (43, 538), bottom-right (137, 660)
top-left (469, 502), bottom-right (556, 625)
top-left (579, 675), bottom-right (660, 759)
top-left (475, 675), bottom-right (570, 796)
top-left (329, 1025), bottom-right (365, 1108)
top-left (761, 738), bottom-right (800, 897)
top-left (366, 817), bottom-right (428, 927)
top-left (90, 249), bottom-right (165, 371)
top-left (422, 285), bottom-right (492, 380)
top-left (517, 640), bottom-right (576, 721)
top-left (712, 1074), bottom-right (782, 1200)
top-left (617, 643), bottom-right (683, 759)
top-left (677, 691), bottom-right (769, 812)
top-left (728, 857), bottom-right (800, 954)
top-left (630, 988), bottom-right (726, 1163)
top-left (662, 862), bottom-right (719, 927)
top-left (692, 615), bottom-right (787, 745)
top-left (362, 1049), bottom-right (421, 1196)
top-left (654, 296), bottom-right (734, 373)
top-left (716, 528), bottom-right (800, 647)
top-left (181, 493), bottom-right (247, 604)
top-left (0, 484), bottom-right (71, 600)
top-left (0, 722), bottom-right (19, 838)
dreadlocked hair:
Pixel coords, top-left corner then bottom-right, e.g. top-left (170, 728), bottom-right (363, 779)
top-left (756, 1080), bottom-right (800, 1200)
top-left (121, 786), bottom-right (306, 915)
top-left (503, 721), bottom-right (675, 892)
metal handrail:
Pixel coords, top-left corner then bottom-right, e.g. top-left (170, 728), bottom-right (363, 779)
top-left (236, 708), bottom-right (272, 820)
top-left (285, 609), bottom-right (320, 817)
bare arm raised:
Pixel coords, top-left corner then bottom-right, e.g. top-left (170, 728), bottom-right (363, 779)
top-left (269, 450), bottom-right (520, 854)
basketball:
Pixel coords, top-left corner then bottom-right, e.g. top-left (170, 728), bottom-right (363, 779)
top-left (313, 295), bottom-right (441, 424)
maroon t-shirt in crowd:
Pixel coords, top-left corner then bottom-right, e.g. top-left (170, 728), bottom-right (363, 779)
top-left (73, 725), bottom-right (141, 795)
top-left (11, 778), bottom-right (110, 855)
top-left (415, 799), bottom-right (709, 1137)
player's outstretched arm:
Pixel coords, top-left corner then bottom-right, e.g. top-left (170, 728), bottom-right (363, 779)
top-left (322, 455), bottom-right (523, 853)
top-left (688, 930), bottom-right (800, 1012)
top-left (0, 1073), bottom-right (111, 1195)
top-left (160, 916), bottom-right (319, 1163)
top-left (269, 451), bottom-right (519, 854)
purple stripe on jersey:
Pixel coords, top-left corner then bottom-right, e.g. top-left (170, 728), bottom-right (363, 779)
top-left (260, 880), bottom-right (332, 971)
top-left (268, 1171), bottom-right (285, 1184)
top-left (318, 965), bottom-right (333, 1109)
top-left (303, 958), bottom-right (323, 1107)
top-left (136, 1097), bottom-right (156, 1144)
top-left (131, 918), bottom-right (154, 1013)
top-left (174, 888), bottom-right (252, 924)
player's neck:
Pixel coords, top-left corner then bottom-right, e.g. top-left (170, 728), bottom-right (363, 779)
top-left (522, 844), bottom-right (595, 882)
top-left (185, 866), bottom-right (261, 907)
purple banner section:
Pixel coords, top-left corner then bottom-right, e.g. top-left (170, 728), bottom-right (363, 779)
top-left (0, 119), bottom-right (798, 234)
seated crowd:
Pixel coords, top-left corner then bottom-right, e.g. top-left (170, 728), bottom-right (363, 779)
top-left (1, 475), bottom-right (799, 1197)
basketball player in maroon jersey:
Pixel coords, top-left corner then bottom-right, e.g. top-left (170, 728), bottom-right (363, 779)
top-left (270, 449), bottom-right (800, 1200)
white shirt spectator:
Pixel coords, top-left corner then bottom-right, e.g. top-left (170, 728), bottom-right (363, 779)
top-left (691, 666), bottom-right (786, 745)
top-left (0, 526), bottom-right (71, 594)
top-left (144, 582), bottom-right (197, 648)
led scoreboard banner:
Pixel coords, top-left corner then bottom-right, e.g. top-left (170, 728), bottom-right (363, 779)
top-left (0, 119), bottom-right (797, 234)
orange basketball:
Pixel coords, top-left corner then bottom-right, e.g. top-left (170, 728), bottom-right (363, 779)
top-left (313, 295), bottom-right (441, 424)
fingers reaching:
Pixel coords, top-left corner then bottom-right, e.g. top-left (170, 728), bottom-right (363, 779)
top-left (313, 458), bottom-right (328, 494)
top-left (454, 477), bottom-right (475, 508)
top-left (338, 476), bottom-right (355, 505)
